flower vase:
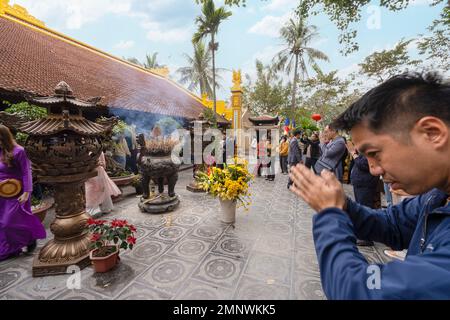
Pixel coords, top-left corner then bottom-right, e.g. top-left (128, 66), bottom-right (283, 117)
top-left (219, 199), bottom-right (237, 224)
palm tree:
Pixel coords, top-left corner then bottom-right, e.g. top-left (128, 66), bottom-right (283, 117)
top-left (177, 42), bottom-right (226, 98)
top-left (144, 52), bottom-right (164, 69)
top-left (192, 0), bottom-right (232, 114)
top-left (273, 17), bottom-right (329, 117)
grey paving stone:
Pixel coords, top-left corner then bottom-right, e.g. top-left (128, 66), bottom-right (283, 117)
top-left (116, 282), bottom-right (172, 300)
top-left (291, 272), bottom-right (326, 300)
top-left (122, 238), bottom-right (173, 266)
top-left (191, 254), bottom-right (246, 289)
top-left (0, 261), bottom-right (31, 296)
top-left (149, 225), bottom-right (190, 243)
top-left (190, 224), bottom-right (228, 242)
top-left (81, 260), bottom-right (147, 299)
top-left (137, 255), bottom-right (196, 295)
top-left (211, 234), bottom-right (255, 260)
top-left (254, 234), bottom-right (294, 258)
top-left (175, 279), bottom-right (233, 300)
top-left (233, 275), bottom-right (290, 300)
top-left (166, 236), bottom-right (214, 263)
top-left (244, 251), bottom-right (292, 286)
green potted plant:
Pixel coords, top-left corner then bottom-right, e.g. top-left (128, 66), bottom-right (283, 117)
top-left (87, 218), bottom-right (137, 273)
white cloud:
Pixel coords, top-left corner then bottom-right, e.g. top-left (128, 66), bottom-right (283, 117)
top-left (248, 12), bottom-right (292, 37)
top-left (262, 0), bottom-right (298, 11)
top-left (11, 0), bottom-right (132, 29)
top-left (114, 40), bottom-right (135, 50)
top-left (147, 27), bottom-right (191, 43)
top-left (141, 20), bottom-right (192, 43)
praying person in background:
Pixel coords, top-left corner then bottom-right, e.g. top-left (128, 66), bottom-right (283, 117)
top-left (279, 136), bottom-right (289, 174)
top-left (314, 125), bottom-right (347, 181)
top-left (125, 124), bottom-right (138, 174)
top-left (347, 140), bottom-right (380, 246)
top-left (85, 151), bottom-right (122, 216)
top-left (113, 134), bottom-right (130, 169)
top-left (0, 125), bottom-right (46, 261)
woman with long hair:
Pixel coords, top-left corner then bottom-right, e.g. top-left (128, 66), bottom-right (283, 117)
top-left (0, 124), bottom-right (46, 261)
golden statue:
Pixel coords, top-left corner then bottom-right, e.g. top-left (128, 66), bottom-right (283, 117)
top-left (232, 70), bottom-right (242, 91)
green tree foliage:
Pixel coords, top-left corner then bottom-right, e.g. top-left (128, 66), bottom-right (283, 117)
top-left (3, 101), bottom-right (47, 145)
top-left (296, 0), bottom-right (447, 55)
top-left (125, 57), bottom-right (142, 66)
top-left (273, 17), bottom-right (329, 118)
top-left (358, 39), bottom-right (422, 83)
top-left (193, 0), bottom-right (232, 114)
top-left (417, 8), bottom-right (450, 72)
top-left (143, 52), bottom-right (165, 69)
top-left (297, 66), bottom-right (361, 125)
top-left (177, 41), bottom-right (225, 98)
top-left (242, 60), bottom-right (291, 116)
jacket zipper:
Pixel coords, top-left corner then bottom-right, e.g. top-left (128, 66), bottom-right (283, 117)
top-left (420, 195), bottom-right (435, 254)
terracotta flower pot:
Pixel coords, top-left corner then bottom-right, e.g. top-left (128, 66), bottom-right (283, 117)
top-left (89, 245), bottom-right (120, 273)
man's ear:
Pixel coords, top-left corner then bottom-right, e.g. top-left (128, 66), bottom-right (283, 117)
top-left (414, 116), bottom-right (449, 149)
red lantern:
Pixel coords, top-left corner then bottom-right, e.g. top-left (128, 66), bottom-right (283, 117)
top-left (312, 114), bottom-right (322, 122)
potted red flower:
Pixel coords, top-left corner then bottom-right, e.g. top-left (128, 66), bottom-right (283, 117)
top-left (86, 218), bottom-right (137, 273)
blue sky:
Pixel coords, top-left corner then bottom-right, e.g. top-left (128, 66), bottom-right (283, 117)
top-left (11, 0), bottom-right (446, 100)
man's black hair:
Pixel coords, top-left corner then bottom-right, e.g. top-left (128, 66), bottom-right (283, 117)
top-left (293, 129), bottom-right (302, 136)
top-left (331, 72), bottom-right (450, 133)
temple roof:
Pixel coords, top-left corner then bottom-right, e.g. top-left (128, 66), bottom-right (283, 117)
top-left (248, 115), bottom-right (280, 126)
top-left (0, 13), bottom-right (228, 123)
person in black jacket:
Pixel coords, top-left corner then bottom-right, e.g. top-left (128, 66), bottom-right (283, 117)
top-left (304, 133), bottom-right (321, 170)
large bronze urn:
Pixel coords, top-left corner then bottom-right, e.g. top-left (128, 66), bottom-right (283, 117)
top-left (137, 133), bottom-right (181, 213)
top-left (0, 82), bottom-right (116, 277)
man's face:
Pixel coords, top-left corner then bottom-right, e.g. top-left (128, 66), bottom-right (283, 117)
top-left (350, 122), bottom-right (447, 195)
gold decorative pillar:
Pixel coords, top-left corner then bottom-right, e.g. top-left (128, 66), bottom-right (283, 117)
top-left (231, 70), bottom-right (243, 149)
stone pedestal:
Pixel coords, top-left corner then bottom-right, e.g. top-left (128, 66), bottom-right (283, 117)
top-left (139, 193), bottom-right (180, 214)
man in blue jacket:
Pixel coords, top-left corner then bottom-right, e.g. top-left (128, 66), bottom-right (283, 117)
top-left (289, 72), bottom-right (450, 299)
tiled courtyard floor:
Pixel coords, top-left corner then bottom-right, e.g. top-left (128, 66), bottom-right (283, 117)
top-left (0, 169), bottom-right (390, 300)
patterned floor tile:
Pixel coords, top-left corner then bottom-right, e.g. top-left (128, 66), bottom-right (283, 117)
top-left (254, 234), bottom-right (293, 258)
top-left (175, 279), bottom-right (233, 300)
top-left (81, 260), bottom-right (147, 299)
top-left (0, 262), bottom-right (31, 295)
top-left (122, 238), bottom-right (173, 265)
top-left (173, 214), bottom-right (202, 227)
top-left (211, 234), bottom-right (254, 260)
top-left (116, 282), bottom-right (172, 300)
top-left (233, 276), bottom-right (290, 300)
top-left (291, 272), bottom-right (326, 300)
top-left (137, 255), bottom-right (196, 295)
top-left (149, 225), bottom-right (189, 243)
top-left (191, 254), bottom-right (245, 289)
top-left (244, 251), bottom-right (292, 286)
top-left (190, 224), bottom-right (228, 242)
top-left (166, 236), bottom-right (214, 263)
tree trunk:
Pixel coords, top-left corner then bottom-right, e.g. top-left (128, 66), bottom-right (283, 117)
top-left (211, 33), bottom-right (217, 115)
top-left (291, 53), bottom-right (300, 123)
